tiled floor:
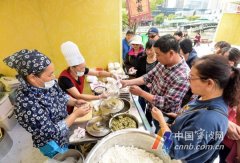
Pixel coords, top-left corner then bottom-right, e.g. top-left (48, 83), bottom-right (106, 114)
top-left (0, 123), bottom-right (47, 163)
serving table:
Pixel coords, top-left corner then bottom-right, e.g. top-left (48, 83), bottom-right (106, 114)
top-left (69, 93), bottom-right (152, 144)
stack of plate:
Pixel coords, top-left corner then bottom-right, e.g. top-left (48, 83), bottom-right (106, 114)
top-left (119, 92), bottom-right (130, 101)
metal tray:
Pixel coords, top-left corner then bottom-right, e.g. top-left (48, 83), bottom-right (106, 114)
top-left (86, 116), bottom-right (110, 137)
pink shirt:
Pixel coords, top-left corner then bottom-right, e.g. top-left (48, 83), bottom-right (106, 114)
top-left (224, 107), bottom-right (238, 148)
top-left (223, 107), bottom-right (239, 162)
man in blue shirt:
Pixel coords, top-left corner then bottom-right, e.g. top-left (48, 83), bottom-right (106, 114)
top-left (122, 30), bottom-right (134, 61)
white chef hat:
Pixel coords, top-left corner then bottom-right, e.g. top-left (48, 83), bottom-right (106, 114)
top-left (61, 41), bottom-right (85, 66)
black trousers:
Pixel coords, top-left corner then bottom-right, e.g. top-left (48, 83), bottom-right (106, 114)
top-left (138, 96), bottom-right (153, 126)
top-left (219, 144), bottom-right (231, 163)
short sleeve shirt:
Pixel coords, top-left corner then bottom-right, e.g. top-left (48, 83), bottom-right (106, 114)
top-left (58, 67), bottom-right (89, 90)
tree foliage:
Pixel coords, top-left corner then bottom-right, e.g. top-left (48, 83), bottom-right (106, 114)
top-left (186, 15), bottom-right (200, 21)
top-left (122, 8), bottom-right (129, 31)
top-left (122, 0), bottom-right (165, 31)
top-left (150, 0), bottom-right (164, 10)
top-left (154, 13), bottom-right (164, 24)
top-left (167, 14), bottom-right (176, 20)
top-left (122, 0), bottom-right (126, 8)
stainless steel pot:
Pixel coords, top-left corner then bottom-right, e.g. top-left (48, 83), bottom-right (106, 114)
top-left (99, 98), bottom-right (131, 116)
top-left (118, 98), bottom-right (131, 114)
top-left (53, 149), bottom-right (84, 163)
top-left (86, 98), bottom-right (132, 138)
top-left (109, 113), bottom-right (139, 131)
top-left (99, 98), bottom-right (124, 116)
top-left (85, 129), bottom-right (172, 163)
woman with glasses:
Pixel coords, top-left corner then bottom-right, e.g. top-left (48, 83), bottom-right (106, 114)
top-left (3, 49), bottom-right (91, 158)
top-left (151, 55), bottom-right (240, 162)
top-left (124, 35), bottom-right (144, 76)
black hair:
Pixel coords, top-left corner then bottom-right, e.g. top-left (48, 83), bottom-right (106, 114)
top-left (221, 47), bottom-right (231, 56)
top-left (145, 40), bottom-right (155, 49)
top-left (153, 34), bottom-right (179, 53)
top-left (214, 41), bottom-right (231, 49)
top-left (126, 30), bottom-right (134, 35)
top-left (228, 47), bottom-right (240, 67)
top-left (174, 31), bottom-right (183, 37)
top-left (193, 55), bottom-right (240, 107)
top-left (179, 39), bottom-right (193, 54)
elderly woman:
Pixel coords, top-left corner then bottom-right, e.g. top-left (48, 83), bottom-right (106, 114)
top-left (151, 55), bottom-right (240, 162)
top-left (3, 49), bottom-right (91, 158)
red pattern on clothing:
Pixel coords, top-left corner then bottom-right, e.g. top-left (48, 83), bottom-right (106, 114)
top-left (128, 46), bottom-right (144, 57)
top-left (143, 60), bottom-right (190, 113)
top-left (59, 69), bottom-right (85, 113)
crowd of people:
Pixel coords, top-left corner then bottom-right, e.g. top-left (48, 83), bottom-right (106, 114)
top-left (2, 26), bottom-right (240, 162)
top-left (121, 27), bottom-right (240, 162)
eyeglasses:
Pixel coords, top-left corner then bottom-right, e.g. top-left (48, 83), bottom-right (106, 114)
top-left (148, 35), bottom-right (157, 39)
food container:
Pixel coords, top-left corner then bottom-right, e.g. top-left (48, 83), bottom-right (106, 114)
top-left (53, 149), bottom-right (84, 163)
top-left (86, 116), bottom-right (110, 137)
top-left (86, 98), bottom-right (132, 137)
top-left (85, 129), bottom-right (172, 163)
top-left (109, 113), bottom-right (139, 131)
top-left (117, 98), bottom-right (130, 114)
top-left (93, 86), bottom-right (107, 95)
top-left (99, 98), bottom-right (124, 116)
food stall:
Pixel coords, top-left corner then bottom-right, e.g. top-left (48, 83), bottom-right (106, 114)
top-left (68, 63), bottom-right (151, 143)
top-left (69, 92), bottom-right (152, 144)
top-left (65, 71), bottom-right (179, 163)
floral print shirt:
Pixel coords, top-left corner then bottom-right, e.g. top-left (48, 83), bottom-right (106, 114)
top-left (14, 78), bottom-right (70, 148)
